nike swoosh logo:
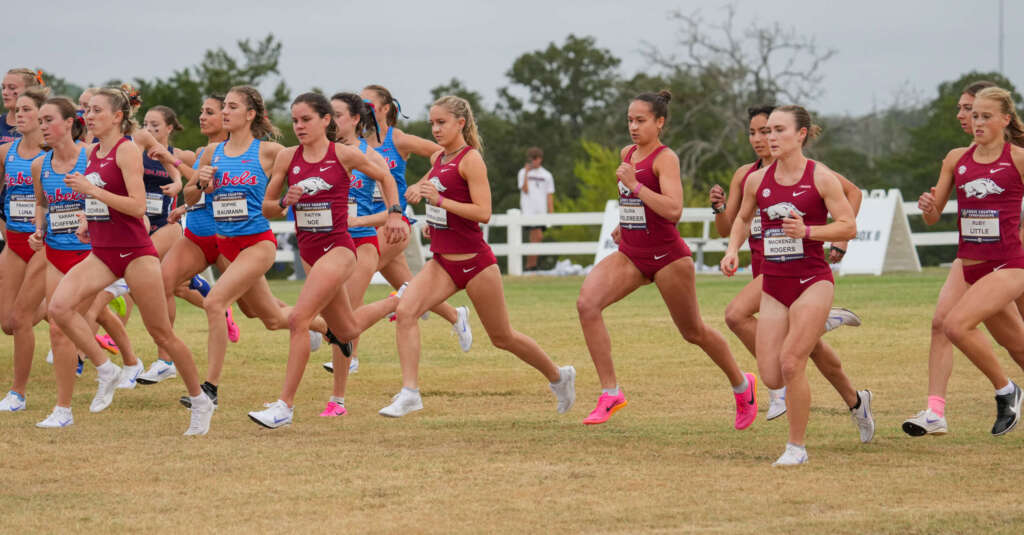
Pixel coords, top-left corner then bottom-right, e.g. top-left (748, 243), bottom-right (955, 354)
top-left (654, 253), bottom-right (668, 260)
top-left (994, 263), bottom-right (1008, 271)
top-left (792, 191), bottom-right (806, 197)
top-left (319, 166), bottom-right (331, 172)
top-left (323, 244), bottom-right (334, 252)
top-left (273, 416), bottom-right (289, 424)
top-left (925, 418), bottom-right (941, 424)
top-left (99, 163), bottom-right (109, 167)
top-left (462, 266), bottom-right (477, 273)
top-left (241, 159), bottom-right (252, 164)
top-left (799, 277), bottom-right (815, 284)
top-left (59, 419), bottom-right (72, 426)
top-left (748, 390), bottom-right (755, 406)
top-left (990, 168), bottom-right (1006, 174)
top-left (119, 253), bottom-right (132, 258)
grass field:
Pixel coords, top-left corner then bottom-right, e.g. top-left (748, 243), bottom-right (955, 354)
top-left (2, 268), bottom-right (1024, 533)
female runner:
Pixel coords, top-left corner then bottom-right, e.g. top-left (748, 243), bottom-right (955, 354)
top-left (710, 105), bottom-right (864, 422)
top-left (247, 92), bottom-right (405, 427)
top-left (44, 87), bottom-right (213, 433)
top-left (917, 86), bottom-right (1024, 436)
top-left (0, 68), bottom-right (41, 143)
top-left (722, 105), bottom-right (871, 466)
top-left (576, 91), bottom-right (755, 428)
top-left (383, 95), bottom-right (574, 418)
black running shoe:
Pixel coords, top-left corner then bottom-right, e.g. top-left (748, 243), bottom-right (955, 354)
top-left (179, 381), bottom-right (219, 409)
top-left (992, 382), bottom-right (1022, 436)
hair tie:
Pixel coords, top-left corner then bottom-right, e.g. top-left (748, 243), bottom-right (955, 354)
top-left (393, 98), bottom-right (409, 120)
top-left (362, 99), bottom-right (375, 110)
top-left (34, 70), bottom-right (45, 86)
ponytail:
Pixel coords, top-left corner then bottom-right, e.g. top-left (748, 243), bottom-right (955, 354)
top-left (330, 92), bottom-right (380, 143)
top-left (46, 97), bottom-right (85, 141)
top-left (432, 95), bottom-right (482, 153)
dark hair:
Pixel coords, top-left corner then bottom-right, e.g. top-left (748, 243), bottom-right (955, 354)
top-left (292, 92), bottom-right (338, 142)
top-left (526, 147), bottom-right (543, 160)
top-left (964, 80), bottom-right (997, 97)
top-left (206, 93), bottom-right (226, 107)
top-left (44, 96), bottom-right (85, 141)
top-left (229, 85), bottom-right (280, 140)
top-left (773, 105), bottom-right (822, 146)
top-left (17, 86), bottom-right (49, 110)
top-left (330, 92), bottom-right (380, 143)
top-left (747, 105), bottom-right (776, 120)
top-left (633, 90), bottom-right (672, 120)
top-left (364, 84), bottom-right (408, 127)
top-left (149, 105), bottom-right (184, 135)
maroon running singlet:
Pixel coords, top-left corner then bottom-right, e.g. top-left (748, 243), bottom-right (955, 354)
top-left (741, 159), bottom-right (765, 278)
top-left (287, 145), bottom-right (355, 265)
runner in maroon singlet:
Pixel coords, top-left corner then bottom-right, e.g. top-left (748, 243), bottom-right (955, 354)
top-left (247, 92), bottom-right (407, 428)
top-left (577, 90), bottom-right (756, 428)
top-left (379, 95), bottom-right (575, 418)
top-left (46, 87), bottom-right (214, 434)
top-left (722, 105), bottom-right (871, 466)
top-left (917, 86), bottom-right (1024, 436)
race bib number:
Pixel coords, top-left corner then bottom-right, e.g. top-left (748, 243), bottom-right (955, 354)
top-left (146, 192), bottom-right (165, 216)
top-left (85, 196), bottom-right (110, 221)
top-left (49, 203), bottom-right (83, 233)
top-left (750, 215), bottom-right (762, 240)
top-left (212, 192), bottom-right (248, 222)
top-left (295, 201), bottom-right (333, 233)
top-left (426, 202), bottom-right (448, 229)
top-left (8, 194), bottom-right (35, 222)
top-left (619, 197), bottom-right (646, 230)
top-left (372, 181), bottom-right (383, 203)
top-left (960, 209), bottom-right (999, 243)
top-left (764, 227), bottom-right (804, 262)
top-left (187, 192), bottom-right (206, 212)
top-left (348, 198), bottom-right (358, 220)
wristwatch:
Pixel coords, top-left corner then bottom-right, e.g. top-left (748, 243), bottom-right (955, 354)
top-left (388, 204), bottom-right (403, 215)
top-left (711, 203), bottom-right (725, 214)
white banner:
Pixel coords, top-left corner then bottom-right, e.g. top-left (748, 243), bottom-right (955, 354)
top-left (839, 189), bottom-right (921, 276)
top-left (594, 200), bottom-right (621, 266)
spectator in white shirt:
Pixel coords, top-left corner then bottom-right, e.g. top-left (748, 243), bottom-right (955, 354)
top-left (517, 147), bottom-right (555, 271)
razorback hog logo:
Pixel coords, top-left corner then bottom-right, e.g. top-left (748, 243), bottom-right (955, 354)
top-left (764, 202), bottom-right (805, 220)
top-left (6, 171), bottom-right (32, 186)
top-left (296, 177), bottom-right (333, 196)
top-left (85, 172), bottom-right (106, 188)
top-left (215, 171), bottom-right (258, 187)
top-left (429, 177), bottom-right (447, 192)
top-left (960, 178), bottom-right (1004, 199)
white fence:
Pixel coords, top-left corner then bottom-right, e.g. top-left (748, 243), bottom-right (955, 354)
top-left (268, 192), bottom-right (960, 277)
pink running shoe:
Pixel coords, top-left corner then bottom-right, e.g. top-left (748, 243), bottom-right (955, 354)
top-left (582, 390), bottom-right (628, 425)
top-left (734, 372), bottom-right (758, 430)
top-left (319, 401), bottom-right (347, 417)
top-left (225, 306), bottom-right (241, 343)
top-left (96, 334), bottom-right (120, 355)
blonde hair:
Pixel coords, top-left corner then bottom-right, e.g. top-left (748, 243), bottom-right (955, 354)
top-left (975, 87), bottom-right (1024, 148)
top-left (95, 86), bottom-right (139, 134)
top-left (229, 85), bottom-right (280, 140)
top-left (5, 68), bottom-right (42, 89)
top-left (432, 95), bottom-right (482, 153)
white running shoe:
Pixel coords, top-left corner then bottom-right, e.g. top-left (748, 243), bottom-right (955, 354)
top-left (902, 409), bottom-right (948, 436)
top-left (184, 394), bottom-right (215, 436)
top-left (36, 406), bottom-right (73, 428)
top-left (453, 306), bottom-right (473, 352)
top-left (46, 349), bottom-right (53, 365)
top-left (772, 443), bottom-right (808, 466)
top-left (310, 331), bottom-right (323, 352)
top-left (322, 361), bottom-right (334, 373)
top-left (349, 357), bottom-right (359, 374)
top-left (379, 389), bottom-right (423, 418)
top-left (549, 365), bottom-right (576, 413)
top-left (136, 360), bottom-right (177, 385)
top-left (248, 399), bottom-right (294, 429)
top-left (850, 390), bottom-right (875, 443)
top-left (0, 391), bottom-right (26, 412)
top-left (766, 387), bottom-right (787, 421)
top-left (825, 307), bottom-right (862, 332)
top-left (117, 360), bottom-right (144, 389)
top-left (90, 364), bottom-right (122, 413)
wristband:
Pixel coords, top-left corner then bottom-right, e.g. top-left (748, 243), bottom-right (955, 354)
top-left (711, 203), bottom-right (724, 214)
top-left (632, 183), bottom-right (645, 196)
top-left (437, 195), bottom-right (445, 208)
top-left (804, 225), bottom-right (812, 240)
top-left (173, 159), bottom-right (182, 168)
top-left (278, 197), bottom-right (286, 209)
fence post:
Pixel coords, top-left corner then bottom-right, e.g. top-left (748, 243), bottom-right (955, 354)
top-left (506, 208), bottom-right (522, 275)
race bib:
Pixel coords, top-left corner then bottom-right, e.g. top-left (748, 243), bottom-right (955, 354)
top-left (348, 198), bottom-right (357, 220)
top-left (426, 202), bottom-right (448, 229)
top-left (763, 227), bottom-right (804, 262)
top-left (372, 181), bottom-right (383, 203)
top-left (960, 209), bottom-right (999, 243)
top-left (85, 196), bottom-right (110, 221)
top-left (49, 203), bottom-right (83, 233)
top-left (619, 197), bottom-right (646, 230)
top-left (145, 192), bottom-right (165, 216)
top-left (295, 201), bottom-right (333, 233)
top-left (212, 192), bottom-right (248, 222)
top-left (187, 192), bottom-right (206, 212)
top-left (750, 215), bottom-right (762, 240)
top-left (8, 194), bottom-right (35, 222)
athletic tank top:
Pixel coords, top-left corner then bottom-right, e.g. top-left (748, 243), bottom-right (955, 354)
top-left (185, 147), bottom-right (217, 237)
top-left (4, 139), bottom-right (44, 233)
top-left (348, 139), bottom-right (378, 239)
top-left (424, 147), bottom-right (488, 254)
top-left (756, 160), bottom-right (829, 276)
top-left (84, 137), bottom-right (151, 248)
top-left (142, 146), bottom-right (175, 228)
top-left (954, 143), bottom-right (1024, 261)
top-left (0, 115), bottom-right (20, 144)
top-left (618, 145), bottom-right (679, 250)
top-left (287, 144), bottom-right (350, 246)
top-left (740, 159), bottom-right (764, 262)
top-left (372, 127), bottom-right (407, 213)
top-left (42, 148), bottom-right (90, 251)
top-left (210, 139), bottom-right (270, 237)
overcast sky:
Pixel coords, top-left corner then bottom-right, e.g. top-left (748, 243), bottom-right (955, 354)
top-left (11, 0), bottom-right (1020, 120)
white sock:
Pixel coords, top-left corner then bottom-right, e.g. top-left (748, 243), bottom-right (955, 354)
top-left (330, 396), bottom-right (345, 406)
top-left (96, 360), bottom-right (117, 378)
top-left (401, 387), bottom-right (419, 395)
top-left (786, 442), bottom-right (806, 451)
top-left (601, 386), bottom-right (620, 396)
top-left (189, 393), bottom-right (211, 409)
top-left (995, 381), bottom-right (1016, 396)
top-left (732, 375), bottom-right (750, 394)
top-left (770, 387), bottom-right (785, 398)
